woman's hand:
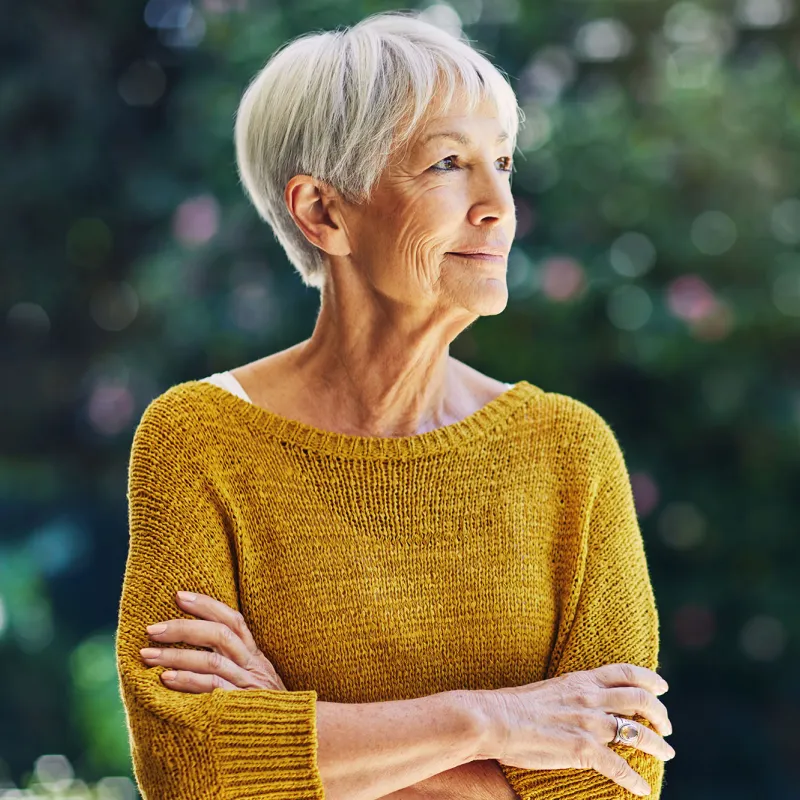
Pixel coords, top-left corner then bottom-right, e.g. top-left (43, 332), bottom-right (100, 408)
top-left (140, 591), bottom-right (287, 693)
top-left (473, 663), bottom-right (675, 798)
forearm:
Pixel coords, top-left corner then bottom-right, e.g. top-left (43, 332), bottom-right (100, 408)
top-left (379, 759), bottom-right (518, 800)
top-left (316, 689), bottom-right (485, 800)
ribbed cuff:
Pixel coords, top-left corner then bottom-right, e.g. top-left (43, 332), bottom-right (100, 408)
top-left (211, 688), bottom-right (325, 799)
top-left (501, 763), bottom-right (599, 799)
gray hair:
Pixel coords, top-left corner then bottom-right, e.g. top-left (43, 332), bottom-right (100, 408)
top-left (233, 10), bottom-right (524, 290)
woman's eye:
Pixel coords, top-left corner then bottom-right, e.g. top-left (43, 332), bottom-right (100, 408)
top-left (430, 156), bottom-right (514, 173)
top-left (431, 156), bottom-right (459, 171)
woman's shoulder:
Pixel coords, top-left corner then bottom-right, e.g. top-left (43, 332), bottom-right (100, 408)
top-left (513, 382), bottom-right (625, 461)
top-left (540, 389), bottom-right (613, 428)
top-left (131, 379), bottom-right (233, 449)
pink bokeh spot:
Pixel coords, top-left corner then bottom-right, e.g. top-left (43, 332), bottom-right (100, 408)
top-left (690, 299), bottom-right (735, 342)
top-left (666, 274), bottom-right (717, 322)
top-left (630, 471), bottom-right (659, 518)
top-left (541, 256), bottom-right (585, 301)
top-left (172, 194), bottom-right (220, 246)
top-left (88, 383), bottom-right (135, 436)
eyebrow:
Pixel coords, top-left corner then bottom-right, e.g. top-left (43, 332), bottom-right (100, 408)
top-left (420, 130), bottom-right (510, 147)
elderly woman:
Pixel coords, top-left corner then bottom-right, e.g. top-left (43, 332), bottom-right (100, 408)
top-left (116, 10), bottom-right (675, 800)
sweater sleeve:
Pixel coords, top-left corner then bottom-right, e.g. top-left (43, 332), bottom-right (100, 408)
top-left (500, 412), bottom-right (666, 800)
top-left (116, 392), bottom-right (325, 800)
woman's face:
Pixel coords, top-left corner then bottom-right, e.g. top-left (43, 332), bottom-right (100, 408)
top-left (337, 92), bottom-right (517, 318)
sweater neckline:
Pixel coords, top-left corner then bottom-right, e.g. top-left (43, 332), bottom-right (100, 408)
top-left (190, 379), bottom-right (542, 459)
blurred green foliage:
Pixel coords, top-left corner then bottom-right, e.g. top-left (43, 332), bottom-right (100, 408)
top-left (1, 0), bottom-right (799, 797)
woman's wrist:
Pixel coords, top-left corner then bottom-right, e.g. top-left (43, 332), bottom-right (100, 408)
top-left (456, 689), bottom-right (506, 762)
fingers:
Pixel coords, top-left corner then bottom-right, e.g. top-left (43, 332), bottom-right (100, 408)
top-left (158, 668), bottom-right (239, 693)
top-left (586, 745), bottom-right (653, 798)
top-left (146, 617), bottom-right (253, 668)
top-left (145, 592), bottom-right (289, 694)
top-left (141, 646), bottom-right (256, 689)
top-left (602, 715), bottom-right (676, 762)
top-left (174, 592), bottom-right (261, 657)
top-left (598, 687), bottom-right (673, 738)
top-left (592, 663), bottom-right (669, 697)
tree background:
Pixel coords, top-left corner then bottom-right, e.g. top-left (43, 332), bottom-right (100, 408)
top-left (1, 0), bottom-right (799, 797)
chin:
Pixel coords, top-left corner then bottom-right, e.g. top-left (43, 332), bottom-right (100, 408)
top-left (460, 278), bottom-right (509, 316)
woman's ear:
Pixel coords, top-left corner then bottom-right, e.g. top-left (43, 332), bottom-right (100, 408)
top-left (284, 176), bottom-right (351, 257)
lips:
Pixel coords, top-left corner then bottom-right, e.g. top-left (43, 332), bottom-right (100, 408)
top-left (448, 252), bottom-right (506, 262)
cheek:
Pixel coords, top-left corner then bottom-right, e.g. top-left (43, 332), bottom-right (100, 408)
top-left (393, 188), bottom-right (461, 260)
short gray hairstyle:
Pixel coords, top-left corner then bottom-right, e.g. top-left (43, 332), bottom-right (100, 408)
top-left (233, 10), bottom-right (524, 290)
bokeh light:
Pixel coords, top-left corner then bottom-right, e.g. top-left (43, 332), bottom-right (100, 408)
top-left (228, 279), bottom-right (281, 334)
top-left (519, 46), bottom-right (576, 105)
top-left (630, 471), bottom-right (660, 517)
top-left (607, 285), bottom-right (653, 331)
top-left (739, 614), bottom-right (787, 661)
top-left (87, 381), bottom-right (136, 436)
top-left (540, 256), bottom-right (585, 301)
top-left (770, 197), bottom-right (800, 244)
top-left (658, 501), bottom-right (708, 550)
top-left (516, 104), bottom-right (553, 152)
top-left (118, 60), bottom-right (167, 107)
top-left (90, 283), bottom-right (139, 332)
top-left (6, 303), bottom-right (50, 338)
top-left (419, 3), bottom-right (463, 38)
top-left (33, 755), bottom-right (73, 794)
top-left (574, 18), bottom-right (634, 63)
top-left (15, 597), bottom-right (53, 655)
top-left (172, 194), bottom-right (220, 246)
top-left (609, 231), bottom-right (657, 278)
top-left (735, 0), bottom-right (794, 29)
top-left (690, 210), bottom-right (738, 256)
top-left (666, 273), bottom-right (718, 322)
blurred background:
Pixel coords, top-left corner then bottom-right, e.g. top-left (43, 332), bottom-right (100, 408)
top-left (2, 0), bottom-right (799, 797)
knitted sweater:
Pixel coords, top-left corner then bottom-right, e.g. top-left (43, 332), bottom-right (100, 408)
top-left (116, 378), bottom-right (665, 799)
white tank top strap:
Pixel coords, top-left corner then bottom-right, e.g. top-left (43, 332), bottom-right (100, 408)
top-left (200, 371), bottom-right (253, 404)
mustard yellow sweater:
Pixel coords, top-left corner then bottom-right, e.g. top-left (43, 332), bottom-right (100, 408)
top-left (116, 379), bottom-right (665, 799)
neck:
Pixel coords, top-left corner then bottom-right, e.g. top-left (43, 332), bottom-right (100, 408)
top-left (287, 279), bottom-right (479, 438)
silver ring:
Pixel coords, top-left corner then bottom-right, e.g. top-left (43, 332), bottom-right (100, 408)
top-left (611, 715), bottom-right (641, 746)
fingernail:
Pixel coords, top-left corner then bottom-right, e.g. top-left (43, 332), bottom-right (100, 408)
top-left (162, 671), bottom-right (177, 680)
top-left (147, 623), bottom-right (167, 634)
top-left (140, 648), bottom-right (161, 658)
top-left (177, 591), bottom-right (196, 602)
top-left (657, 681), bottom-right (669, 695)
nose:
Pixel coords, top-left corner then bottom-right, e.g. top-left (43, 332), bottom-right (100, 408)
top-left (466, 162), bottom-right (516, 229)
